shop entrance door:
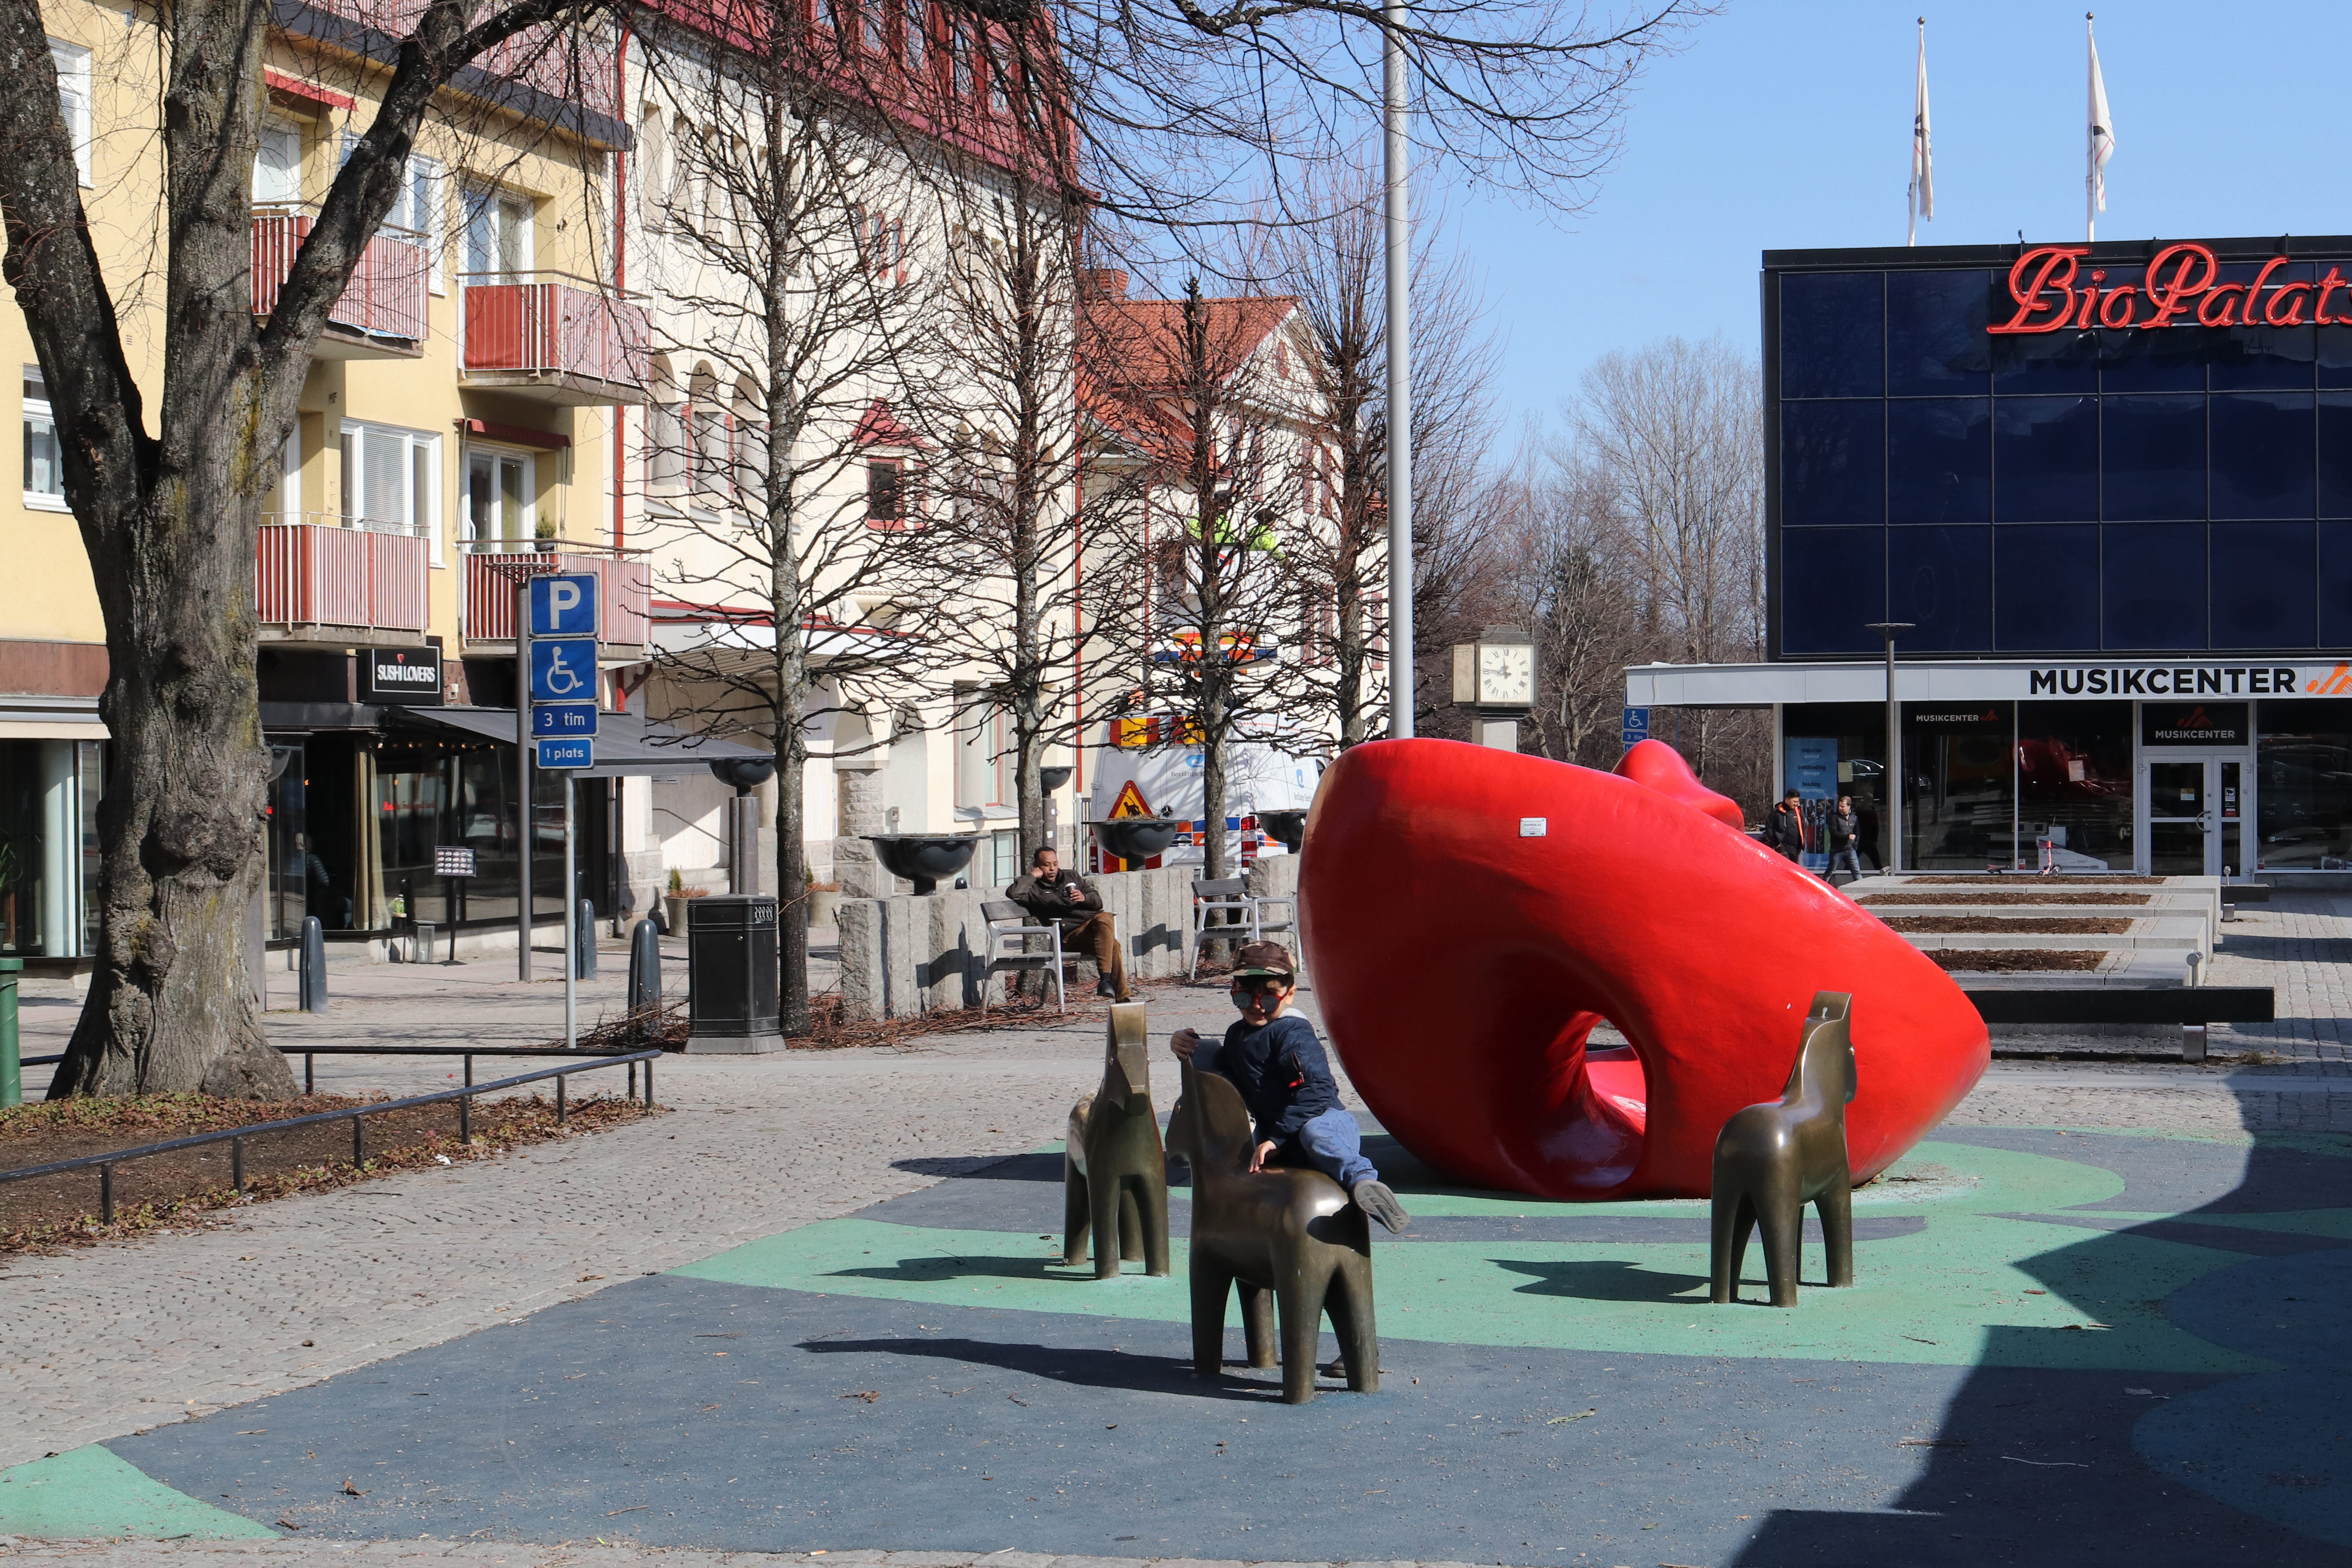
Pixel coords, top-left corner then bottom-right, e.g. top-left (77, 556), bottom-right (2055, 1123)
top-left (2139, 751), bottom-right (2254, 876)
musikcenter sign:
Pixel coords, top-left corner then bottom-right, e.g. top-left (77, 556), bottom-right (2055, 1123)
top-left (1987, 242), bottom-right (2349, 335)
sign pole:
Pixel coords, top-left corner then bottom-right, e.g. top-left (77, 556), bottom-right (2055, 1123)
top-left (516, 577), bottom-right (533, 982)
top-left (563, 775), bottom-right (578, 1049)
top-left (1867, 621), bottom-right (1914, 875)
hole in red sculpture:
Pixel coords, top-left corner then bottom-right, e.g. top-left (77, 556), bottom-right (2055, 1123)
top-left (1584, 1037), bottom-right (1649, 1135)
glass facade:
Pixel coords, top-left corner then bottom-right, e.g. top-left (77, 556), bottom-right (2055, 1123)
top-left (2255, 698), bottom-right (2352, 869)
top-left (1779, 702), bottom-right (1890, 867)
top-left (1773, 248), bottom-right (2352, 658)
top-left (0, 737), bottom-right (102, 956)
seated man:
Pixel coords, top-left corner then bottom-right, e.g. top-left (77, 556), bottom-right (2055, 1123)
top-left (1170, 941), bottom-right (1409, 1233)
top-left (1006, 845), bottom-right (1131, 1000)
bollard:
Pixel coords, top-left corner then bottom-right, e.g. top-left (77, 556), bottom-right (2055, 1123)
top-left (298, 916), bottom-right (328, 1015)
top-left (628, 917), bottom-right (662, 1042)
top-left (0, 956), bottom-right (21, 1108)
top-left (414, 921), bottom-right (436, 966)
top-left (574, 899), bottom-right (598, 980)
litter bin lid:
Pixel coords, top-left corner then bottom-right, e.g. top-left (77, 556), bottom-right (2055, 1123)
top-left (689, 894), bottom-right (777, 928)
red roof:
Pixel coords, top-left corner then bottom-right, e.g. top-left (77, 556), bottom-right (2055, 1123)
top-left (1080, 291), bottom-right (1298, 466)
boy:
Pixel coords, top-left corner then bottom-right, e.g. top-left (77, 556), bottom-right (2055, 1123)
top-left (1169, 941), bottom-right (1409, 1232)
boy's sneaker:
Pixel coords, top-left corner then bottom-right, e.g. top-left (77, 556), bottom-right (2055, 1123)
top-left (1351, 1179), bottom-right (1410, 1233)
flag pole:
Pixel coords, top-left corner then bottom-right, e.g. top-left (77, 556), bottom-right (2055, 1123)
top-left (2085, 13), bottom-right (2095, 242)
top-left (1908, 17), bottom-right (1929, 247)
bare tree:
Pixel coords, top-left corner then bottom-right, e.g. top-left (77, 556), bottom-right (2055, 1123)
top-left (631, 8), bottom-right (951, 1035)
top-left (1559, 333), bottom-right (1762, 791)
top-left (1084, 277), bottom-right (1313, 880)
top-left (1251, 164), bottom-right (1497, 750)
top-left (18, 0), bottom-right (621, 1097)
top-left (900, 152), bottom-right (1103, 858)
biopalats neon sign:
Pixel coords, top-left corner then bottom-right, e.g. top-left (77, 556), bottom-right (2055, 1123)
top-left (1986, 243), bottom-right (2347, 334)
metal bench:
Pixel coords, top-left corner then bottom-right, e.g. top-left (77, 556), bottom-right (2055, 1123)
top-left (1963, 986), bottom-right (2274, 1063)
top-left (981, 899), bottom-right (1066, 1014)
top-left (2220, 883), bottom-right (2272, 921)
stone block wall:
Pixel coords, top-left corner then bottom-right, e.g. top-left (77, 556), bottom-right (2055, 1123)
top-left (834, 856), bottom-right (1303, 1020)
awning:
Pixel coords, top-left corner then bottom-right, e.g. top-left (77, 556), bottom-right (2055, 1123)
top-left (0, 695), bottom-right (108, 741)
top-left (387, 706), bottom-right (770, 779)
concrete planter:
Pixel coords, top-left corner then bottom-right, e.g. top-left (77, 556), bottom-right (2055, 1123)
top-left (807, 888), bottom-right (842, 927)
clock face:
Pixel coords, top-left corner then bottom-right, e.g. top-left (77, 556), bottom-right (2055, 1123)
top-left (1480, 644), bottom-right (1534, 706)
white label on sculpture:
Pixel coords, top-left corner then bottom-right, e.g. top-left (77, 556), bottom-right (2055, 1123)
top-left (1520, 818), bottom-right (1547, 837)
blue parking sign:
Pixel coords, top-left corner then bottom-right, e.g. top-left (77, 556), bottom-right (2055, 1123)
top-left (536, 737), bottom-right (593, 769)
top-left (529, 638), bottom-right (597, 703)
top-left (527, 573), bottom-right (600, 639)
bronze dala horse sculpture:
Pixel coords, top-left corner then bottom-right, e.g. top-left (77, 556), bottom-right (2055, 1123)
top-left (1709, 990), bottom-right (1858, 1308)
top-left (1063, 1002), bottom-right (1171, 1278)
top-left (1167, 1057), bottom-right (1378, 1403)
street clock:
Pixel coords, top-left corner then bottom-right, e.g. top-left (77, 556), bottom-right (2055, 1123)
top-left (1452, 626), bottom-right (1536, 713)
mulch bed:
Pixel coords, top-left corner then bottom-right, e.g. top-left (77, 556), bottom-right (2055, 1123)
top-left (1925, 949), bottom-right (2107, 973)
top-left (1858, 892), bottom-right (2152, 907)
top-left (1883, 915), bottom-right (2133, 935)
top-left (0, 1089), bottom-right (658, 1256)
top-left (1904, 875), bottom-right (2162, 885)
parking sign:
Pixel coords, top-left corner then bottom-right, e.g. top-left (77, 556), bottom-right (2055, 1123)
top-left (527, 573), bottom-right (600, 640)
top-left (529, 638), bottom-right (598, 703)
top-left (536, 737), bottom-right (593, 770)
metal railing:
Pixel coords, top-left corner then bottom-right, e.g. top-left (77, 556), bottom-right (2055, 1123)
top-left (460, 547), bottom-right (650, 645)
top-left (256, 517), bottom-right (430, 633)
top-left (252, 206), bottom-right (429, 342)
top-left (0, 1047), bottom-right (658, 1226)
top-left (459, 270), bottom-right (649, 388)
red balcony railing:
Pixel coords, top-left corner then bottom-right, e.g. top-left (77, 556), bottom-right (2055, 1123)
top-left (256, 519), bottom-right (429, 634)
top-left (461, 547), bottom-right (651, 647)
top-left (251, 210), bottom-right (429, 342)
top-left (462, 274), bottom-right (649, 396)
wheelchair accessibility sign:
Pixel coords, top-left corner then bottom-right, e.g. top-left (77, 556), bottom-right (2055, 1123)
top-left (529, 638), bottom-right (597, 703)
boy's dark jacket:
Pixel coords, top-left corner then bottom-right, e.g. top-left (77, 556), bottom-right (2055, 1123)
top-left (1214, 1013), bottom-right (1341, 1144)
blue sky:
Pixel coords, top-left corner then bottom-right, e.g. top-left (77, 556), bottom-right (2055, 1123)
top-left (1451, 0), bottom-right (2352, 434)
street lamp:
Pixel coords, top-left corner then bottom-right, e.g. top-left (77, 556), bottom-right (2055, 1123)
top-left (1864, 622), bottom-right (1914, 874)
top-left (1384, 0), bottom-right (1414, 741)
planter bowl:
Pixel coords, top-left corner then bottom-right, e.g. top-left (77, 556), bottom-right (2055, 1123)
top-left (1089, 817), bottom-right (1183, 863)
top-left (861, 832), bottom-right (983, 894)
top-left (1258, 808), bottom-right (1308, 854)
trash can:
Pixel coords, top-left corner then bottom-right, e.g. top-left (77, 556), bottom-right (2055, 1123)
top-left (685, 893), bottom-right (785, 1053)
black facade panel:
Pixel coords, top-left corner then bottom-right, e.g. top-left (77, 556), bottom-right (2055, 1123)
top-left (1766, 234), bottom-right (2352, 659)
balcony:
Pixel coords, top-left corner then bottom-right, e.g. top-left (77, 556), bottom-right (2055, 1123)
top-left (460, 545), bottom-right (651, 653)
top-left (251, 209), bottom-right (428, 357)
top-left (256, 517), bottom-right (430, 644)
top-left (460, 273), bottom-right (650, 405)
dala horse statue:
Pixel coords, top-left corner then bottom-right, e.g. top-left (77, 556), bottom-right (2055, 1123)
top-left (1167, 1057), bottom-right (1378, 1403)
top-left (1709, 990), bottom-right (1858, 1308)
top-left (1063, 1002), bottom-right (1171, 1278)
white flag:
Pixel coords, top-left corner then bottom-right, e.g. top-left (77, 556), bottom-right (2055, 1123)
top-left (2088, 16), bottom-right (2116, 235)
top-left (1909, 18), bottom-right (1934, 244)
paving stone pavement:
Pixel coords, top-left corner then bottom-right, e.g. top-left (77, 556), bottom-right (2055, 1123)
top-left (0, 1547), bottom-right (1383, 1567)
top-left (11, 896), bottom-right (2352, 1563)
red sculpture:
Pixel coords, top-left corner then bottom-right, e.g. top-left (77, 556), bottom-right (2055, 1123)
top-left (1298, 739), bottom-right (1987, 1200)
top-left (1612, 737), bottom-right (1747, 830)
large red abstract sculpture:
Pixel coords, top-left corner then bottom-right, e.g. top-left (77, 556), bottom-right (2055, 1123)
top-left (1298, 739), bottom-right (1988, 1200)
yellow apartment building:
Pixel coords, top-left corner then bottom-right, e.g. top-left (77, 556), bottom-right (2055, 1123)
top-left (0, 0), bottom-right (721, 968)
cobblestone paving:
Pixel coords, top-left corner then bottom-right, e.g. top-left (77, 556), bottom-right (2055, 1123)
top-left (1, 1546), bottom-right (1359, 1567)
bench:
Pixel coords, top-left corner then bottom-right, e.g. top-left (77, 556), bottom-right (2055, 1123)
top-left (1963, 986), bottom-right (2274, 1063)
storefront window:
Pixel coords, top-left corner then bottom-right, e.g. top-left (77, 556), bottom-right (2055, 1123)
top-left (2018, 701), bottom-right (2133, 871)
top-left (1782, 702), bottom-right (1890, 870)
top-left (2257, 699), bottom-right (2352, 870)
top-left (0, 737), bottom-right (96, 956)
top-left (1904, 702), bottom-right (2014, 869)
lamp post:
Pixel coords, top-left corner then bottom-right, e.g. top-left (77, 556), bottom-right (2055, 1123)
top-left (1384, 0), bottom-right (1414, 741)
top-left (1865, 622), bottom-right (1914, 874)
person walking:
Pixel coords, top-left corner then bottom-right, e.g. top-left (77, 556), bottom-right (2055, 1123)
top-left (1764, 788), bottom-right (1810, 864)
top-left (1827, 795), bottom-right (1868, 880)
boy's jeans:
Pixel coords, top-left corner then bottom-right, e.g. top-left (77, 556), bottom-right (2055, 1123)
top-left (1277, 1106), bottom-right (1378, 1189)
top-left (1832, 845), bottom-right (1865, 878)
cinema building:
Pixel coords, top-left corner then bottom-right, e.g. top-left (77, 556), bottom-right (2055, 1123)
top-left (1627, 235), bottom-right (2352, 877)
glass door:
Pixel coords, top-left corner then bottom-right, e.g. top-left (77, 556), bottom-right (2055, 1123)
top-left (2139, 752), bottom-right (2256, 875)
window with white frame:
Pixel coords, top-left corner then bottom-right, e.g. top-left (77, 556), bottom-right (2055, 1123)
top-left (956, 697), bottom-right (1012, 810)
top-left (339, 421), bottom-right (440, 556)
top-left (254, 118), bottom-right (300, 205)
top-left (638, 109), bottom-right (667, 230)
top-left (336, 135), bottom-right (444, 292)
top-left (22, 366), bottom-right (64, 506)
top-left (50, 41), bottom-right (89, 186)
top-left (462, 185), bottom-right (531, 276)
top-left (273, 425), bottom-right (300, 521)
top-left (464, 446), bottom-right (533, 547)
top-left (902, 0), bottom-right (926, 68)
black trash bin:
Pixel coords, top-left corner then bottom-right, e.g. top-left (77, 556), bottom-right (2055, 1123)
top-left (685, 894), bottom-right (785, 1053)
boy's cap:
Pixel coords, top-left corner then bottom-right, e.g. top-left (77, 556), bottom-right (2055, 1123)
top-left (1232, 942), bottom-right (1295, 978)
